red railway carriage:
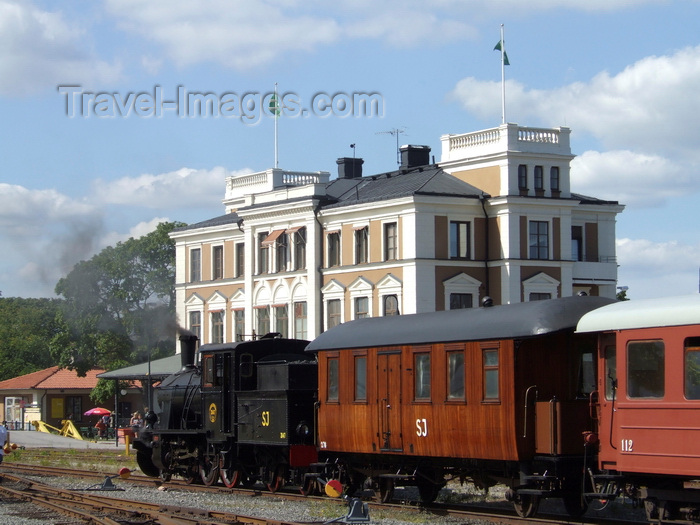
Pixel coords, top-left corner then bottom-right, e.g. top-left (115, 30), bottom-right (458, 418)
top-left (306, 295), bottom-right (614, 515)
top-left (577, 295), bottom-right (700, 522)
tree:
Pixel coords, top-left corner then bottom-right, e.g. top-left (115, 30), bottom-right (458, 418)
top-left (0, 298), bottom-right (63, 381)
top-left (51, 221), bottom-right (186, 376)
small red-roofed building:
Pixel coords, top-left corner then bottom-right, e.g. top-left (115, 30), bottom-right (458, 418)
top-left (0, 367), bottom-right (109, 430)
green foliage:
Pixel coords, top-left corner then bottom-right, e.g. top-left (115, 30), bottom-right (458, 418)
top-left (616, 289), bottom-right (630, 301)
top-left (52, 221), bottom-right (185, 376)
top-left (0, 297), bottom-right (64, 380)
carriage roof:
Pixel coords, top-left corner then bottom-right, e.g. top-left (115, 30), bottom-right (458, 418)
top-left (306, 295), bottom-right (614, 352)
top-left (576, 294), bottom-right (700, 333)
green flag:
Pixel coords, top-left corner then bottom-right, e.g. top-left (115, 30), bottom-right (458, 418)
top-left (269, 93), bottom-right (280, 116)
top-left (494, 40), bottom-right (510, 66)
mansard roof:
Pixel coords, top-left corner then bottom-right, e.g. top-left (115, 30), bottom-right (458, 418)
top-left (173, 211), bottom-right (241, 233)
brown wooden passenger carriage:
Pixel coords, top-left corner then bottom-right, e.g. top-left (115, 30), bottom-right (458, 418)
top-left (306, 295), bottom-right (614, 514)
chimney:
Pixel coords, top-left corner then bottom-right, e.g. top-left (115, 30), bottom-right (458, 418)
top-left (336, 157), bottom-right (364, 179)
top-left (179, 333), bottom-right (198, 370)
top-left (400, 145), bottom-right (431, 169)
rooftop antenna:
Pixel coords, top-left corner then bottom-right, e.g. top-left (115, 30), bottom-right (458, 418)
top-left (376, 128), bottom-right (406, 166)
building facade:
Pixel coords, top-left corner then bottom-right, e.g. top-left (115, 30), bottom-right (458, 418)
top-left (171, 123), bottom-right (624, 343)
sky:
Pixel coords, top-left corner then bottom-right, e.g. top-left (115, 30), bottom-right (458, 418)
top-left (1, 0), bottom-right (699, 300)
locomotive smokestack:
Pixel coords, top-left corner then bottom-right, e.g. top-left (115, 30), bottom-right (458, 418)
top-left (179, 333), bottom-right (198, 370)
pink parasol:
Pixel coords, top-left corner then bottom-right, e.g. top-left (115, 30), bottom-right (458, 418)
top-left (84, 407), bottom-right (111, 417)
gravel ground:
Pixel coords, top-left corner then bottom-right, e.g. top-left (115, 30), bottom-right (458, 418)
top-left (0, 472), bottom-right (647, 525)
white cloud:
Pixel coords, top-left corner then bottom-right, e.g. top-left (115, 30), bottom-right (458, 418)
top-left (91, 166), bottom-right (251, 209)
top-left (616, 237), bottom-right (700, 298)
top-left (571, 150), bottom-right (694, 207)
top-left (0, 0), bottom-right (121, 95)
top-left (451, 46), bottom-right (700, 160)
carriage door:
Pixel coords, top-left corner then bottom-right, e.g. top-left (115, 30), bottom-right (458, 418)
top-left (377, 351), bottom-right (403, 451)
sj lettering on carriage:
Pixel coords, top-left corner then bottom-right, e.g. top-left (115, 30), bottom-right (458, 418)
top-left (416, 418), bottom-right (428, 437)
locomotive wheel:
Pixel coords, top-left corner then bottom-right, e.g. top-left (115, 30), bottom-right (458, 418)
top-left (378, 478), bottom-right (395, 503)
top-left (267, 464), bottom-right (286, 492)
top-left (300, 476), bottom-right (318, 496)
top-left (219, 455), bottom-right (242, 488)
top-left (185, 464), bottom-right (199, 484)
top-left (136, 451), bottom-right (160, 478)
top-left (159, 470), bottom-right (172, 482)
top-left (512, 493), bottom-right (540, 518)
top-left (200, 457), bottom-right (219, 486)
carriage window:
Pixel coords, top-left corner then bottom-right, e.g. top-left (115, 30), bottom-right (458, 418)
top-left (354, 356), bottom-right (367, 401)
top-left (414, 354), bottom-right (431, 400)
top-left (577, 349), bottom-right (596, 397)
top-left (447, 351), bottom-right (465, 400)
top-left (627, 340), bottom-right (664, 399)
top-left (483, 348), bottom-right (499, 401)
top-left (604, 345), bottom-right (617, 401)
top-left (684, 337), bottom-right (700, 399)
top-left (327, 358), bottom-right (339, 402)
top-left (203, 355), bottom-right (215, 387)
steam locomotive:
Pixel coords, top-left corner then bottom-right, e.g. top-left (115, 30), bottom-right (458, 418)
top-left (133, 294), bottom-right (700, 524)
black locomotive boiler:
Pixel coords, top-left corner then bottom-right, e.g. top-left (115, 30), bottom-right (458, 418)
top-left (134, 334), bottom-right (317, 490)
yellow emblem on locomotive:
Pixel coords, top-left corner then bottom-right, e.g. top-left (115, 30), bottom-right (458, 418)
top-left (209, 402), bottom-right (217, 423)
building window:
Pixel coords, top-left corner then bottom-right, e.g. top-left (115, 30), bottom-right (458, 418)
top-left (384, 222), bottom-right (397, 261)
top-left (327, 232), bottom-right (340, 267)
top-left (383, 295), bottom-right (399, 316)
top-left (274, 305), bottom-right (288, 337)
top-left (4, 397), bottom-right (23, 426)
top-left (256, 306), bottom-right (270, 337)
top-left (354, 297), bottom-right (369, 319)
top-left (483, 348), bottom-right (499, 401)
top-left (258, 232), bottom-right (269, 274)
top-left (327, 358), bottom-right (339, 402)
top-left (534, 166), bottom-right (543, 190)
top-left (447, 351), bottom-right (465, 400)
top-left (414, 353), bottom-right (431, 401)
top-left (628, 340), bottom-right (664, 399)
top-left (235, 243), bottom-right (244, 278)
top-left (355, 356), bottom-right (367, 401)
top-left (66, 396), bottom-right (83, 422)
top-left (211, 311), bottom-right (224, 344)
top-left (572, 225), bottom-right (583, 261)
top-left (518, 164), bottom-right (528, 190)
top-left (327, 299), bottom-right (341, 330)
top-left (234, 309), bottom-right (245, 341)
top-left (528, 292), bottom-right (551, 301)
top-left (355, 226), bottom-right (368, 264)
top-left (529, 220), bottom-right (549, 260)
top-left (212, 245), bottom-right (223, 280)
top-left (189, 311), bottom-right (201, 341)
top-left (294, 227), bottom-right (306, 270)
top-left (294, 302), bottom-right (307, 340)
top-left (190, 248), bottom-right (201, 282)
top-left (449, 221), bottom-right (471, 259)
top-left (276, 232), bottom-right (289, 272)
top-left (450, 293), bottom-right (473, 309)
top-left (550, 166), bottom-right (560, 192)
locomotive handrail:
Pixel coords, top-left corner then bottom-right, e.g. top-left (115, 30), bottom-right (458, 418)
top-left (523, 385), bottom-right (537, 438)
top-left (589, 390), bottom-right (599, 421)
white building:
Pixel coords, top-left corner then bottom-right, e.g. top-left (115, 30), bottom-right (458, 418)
top-left (171, 123), bottom-right (624, 343)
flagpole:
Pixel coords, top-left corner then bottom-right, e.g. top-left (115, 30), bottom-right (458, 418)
top-left (500, 24), bottom-right (506, 125)
top-left (274, 82), bottom-right (279, 168)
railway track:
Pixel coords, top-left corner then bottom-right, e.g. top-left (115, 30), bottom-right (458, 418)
top-left (0, 462), bottom-right (648, 525)
top-left (0, 470), bottom-right (307, 525)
